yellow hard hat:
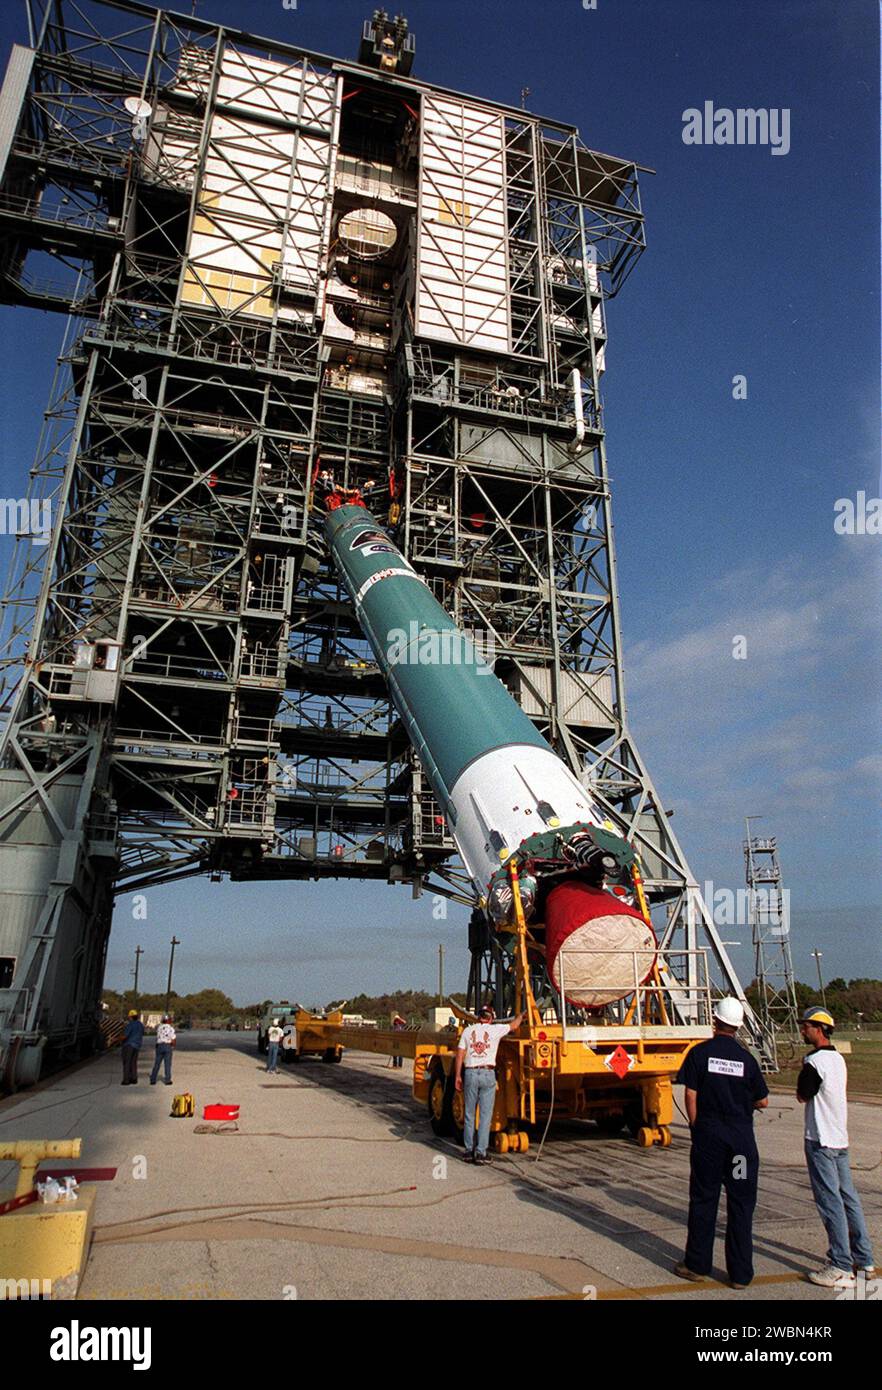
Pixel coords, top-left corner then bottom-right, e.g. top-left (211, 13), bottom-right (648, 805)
top-left (801, 1006), bottom-right (835, 1029)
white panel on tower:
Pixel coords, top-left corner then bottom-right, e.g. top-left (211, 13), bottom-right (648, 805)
top-left (216, 48), bottom-right (335, 129)
top-left (416, 94), bottom-right (510, 353)
top-left (180, 46), bottom-right (335, 319)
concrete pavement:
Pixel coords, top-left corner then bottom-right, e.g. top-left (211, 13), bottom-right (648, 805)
top-left (0, 1030), bottom-right (878, 1301)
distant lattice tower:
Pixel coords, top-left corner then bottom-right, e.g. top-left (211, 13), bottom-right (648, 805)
top-left (744, 819), bottom-right (799, 1068)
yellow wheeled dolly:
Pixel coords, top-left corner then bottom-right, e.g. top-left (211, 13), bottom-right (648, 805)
top-left (492, 1129), bottom-right (530, 1154)
top-left (0, 1139), bottom-right (97, 1299)
top-left (636, 1125), bottom-right (672, 1148)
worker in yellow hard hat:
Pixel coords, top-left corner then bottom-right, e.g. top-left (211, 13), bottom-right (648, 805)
top-left (801, 1006), bottom-right (835, 1029)
top-left (797, 1006), bottom-right (875, 1288)
top-left (121, 1009), bottom-right (145, 1085)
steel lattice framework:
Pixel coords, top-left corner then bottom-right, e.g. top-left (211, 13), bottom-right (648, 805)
top-left (0, 0), bottom-right (770, 1082)
top-left (744, 822), bottom-right (798, 1070)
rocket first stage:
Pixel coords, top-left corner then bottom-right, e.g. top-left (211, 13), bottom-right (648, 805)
top-left (324, 493), bottom-right (656, 1009)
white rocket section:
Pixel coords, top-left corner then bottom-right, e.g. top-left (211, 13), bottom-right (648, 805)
top-left (447, 743), bottom-right (604, 894)
top-left (178, 47), bottom-right (335, 320)
top-left (416, 93), bottom-right (510, 352)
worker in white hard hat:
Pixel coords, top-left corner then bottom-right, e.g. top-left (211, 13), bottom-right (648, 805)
top-left (674, 997), bottom-right (769, 1288)
top-left (797, 1006), bottom-right (875, 1288)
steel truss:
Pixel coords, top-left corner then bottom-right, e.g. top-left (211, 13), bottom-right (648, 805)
top-left (744, 826), bottom-right (798, 1069)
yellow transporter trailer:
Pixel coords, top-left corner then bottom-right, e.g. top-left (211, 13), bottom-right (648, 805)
top-left (292, 890), bottom-right (714, 1153)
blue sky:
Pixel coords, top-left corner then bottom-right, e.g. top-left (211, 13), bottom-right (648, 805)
top-left (0, 0), bottom-right (879, 1003)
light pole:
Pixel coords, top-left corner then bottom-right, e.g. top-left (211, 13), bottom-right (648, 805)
top-left (811, 949), bottom-right (827, 1009)
top-left (165, 936), bottom-right (180, 1015)
top-left (132, 944), bottom-right (143, 1004)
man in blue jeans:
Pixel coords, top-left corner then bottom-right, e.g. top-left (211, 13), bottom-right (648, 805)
top-left (121, 1009), bottom-right (145, 1085)
top-left (797, 1006), bottom-right (875, 1289)
top-left (674, 997), bottom-right (769, 1289)
top-left (454, 1003), bottom-right (524, 1163)
top-left (266, 1018), bottom-right (283, 1074)
top-left (150, 1015), bottom-right (176, 1086)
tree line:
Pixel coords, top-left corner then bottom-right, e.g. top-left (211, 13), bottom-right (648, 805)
top-left (103, 978), bottom-right (882, 1028)
top-left (102, 985), bottom-right (467, 1025)
top-left (745, 978), bottom-right (882, 1026)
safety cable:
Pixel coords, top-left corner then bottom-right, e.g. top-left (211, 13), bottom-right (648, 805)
top-left (93, 1179), bottom-right (509, 1244)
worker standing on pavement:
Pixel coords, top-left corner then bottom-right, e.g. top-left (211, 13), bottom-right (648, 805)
top-left (266, 1018), bottom-right (283, 1074)
top-left (150, 1015), bottom-right (176, 1086)
top-left (797, 1006), bottom-right (876, 1288)
top-left (391, 1012), bottom-right (406, 1068)
top-left (674, 997), bottom-right (769, 1288)
top-left (121, 1009), bottom-right (145, 1086)
top-left (454, 1003), bottom-right (525, 1164)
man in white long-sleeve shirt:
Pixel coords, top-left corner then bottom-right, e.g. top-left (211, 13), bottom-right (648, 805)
top-left (150, 1015), bottom-right (176, 1086)
top-left (797, 1006), bottom-right (875, 1288)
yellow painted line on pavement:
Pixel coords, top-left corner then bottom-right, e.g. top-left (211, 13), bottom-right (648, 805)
top-left (538, 1272), bottom-right (809, 1300)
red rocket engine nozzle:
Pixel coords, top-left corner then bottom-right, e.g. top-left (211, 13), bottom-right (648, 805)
top-left (544, 881), bottom-right (658, 1009)
top-left (324, 487), bottom-right (366, 513)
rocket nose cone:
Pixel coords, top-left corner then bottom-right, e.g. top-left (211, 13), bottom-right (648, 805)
top-left (545, 880), bottom-right (657, 1008)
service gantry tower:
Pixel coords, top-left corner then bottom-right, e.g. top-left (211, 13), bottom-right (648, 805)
top-left (0, 2), bottom-right (767, 1084)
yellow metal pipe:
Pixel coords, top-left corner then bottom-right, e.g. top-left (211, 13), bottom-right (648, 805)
top-left (631, 857), bottom-right (652, 925)
top-left (508, 862), bottom-right (541, 1031)
top-left (0, 1139), bottom-right (82, 1199)
top-left (650, 963), bottom-right (671, 1026)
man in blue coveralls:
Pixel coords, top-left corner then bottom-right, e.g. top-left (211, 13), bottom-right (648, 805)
top-left (674, 997), bottom-right (769, 1288)
top-left (121, 1008), bottom-right (145, 1085)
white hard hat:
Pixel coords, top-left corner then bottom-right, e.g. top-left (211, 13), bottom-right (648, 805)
top-left (714, 997), bottom-right (744, 1028)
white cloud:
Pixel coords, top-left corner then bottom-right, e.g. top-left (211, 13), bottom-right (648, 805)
top-left (620, 544), bottom-right (882, 919)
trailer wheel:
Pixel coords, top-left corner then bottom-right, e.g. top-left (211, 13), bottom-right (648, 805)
top-left (322, 1047), bottom-right (341, 1064)
top-left (428, 1066), bottom-right (455, 1137)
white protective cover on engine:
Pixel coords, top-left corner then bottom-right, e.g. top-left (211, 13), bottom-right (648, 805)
top-left (550, 915), bottom-right (658, 1008)
top-left (448, 743), bottom-right (602, 894)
